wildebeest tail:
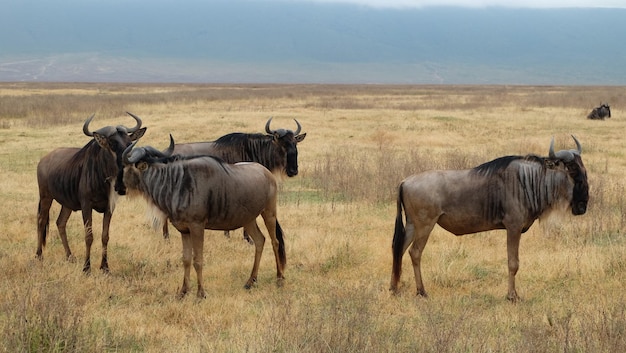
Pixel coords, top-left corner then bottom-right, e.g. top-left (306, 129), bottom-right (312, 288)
top-left (276, 220), bottom-right (286, 268)
top-left (38, 203), bottom-right (48, 247)
top-left (391, 182), bottom-right (406, 284)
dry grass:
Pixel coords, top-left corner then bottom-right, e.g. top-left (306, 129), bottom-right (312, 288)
top-left (0, 83), bottom-right (625, 352)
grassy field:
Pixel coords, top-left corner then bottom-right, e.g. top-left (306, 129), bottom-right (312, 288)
top-left (0, 83), bottom-right (625, 352)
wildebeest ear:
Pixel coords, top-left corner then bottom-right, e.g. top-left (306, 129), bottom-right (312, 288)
top-left (295, 133), bottom-right (307, 142)
top-left (137, 162), bottom-right (148, 171)
top-left (129, 127), bottom-right (147, 141)
top-left (93, 132), bottom-right (111, 150)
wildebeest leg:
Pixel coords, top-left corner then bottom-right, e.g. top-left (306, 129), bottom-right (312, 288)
top-left (99, 210), bottom-right (111, 272)
top-left (178, 231), bottom-right (193, 298)
top-left (81, 208), bottom-right (94, 273)
top-left (243, 221), bottom-right (266, 289)
top-left (506, 228), bottom-right (522, 302)
top-left (408, 220), bottom-right (435, 297)
top-left (190, 224), bottom-right (206, 299)
top-left (260, 212), bottom-right (285, 285)
top-left (55, 206), bottom-right (74, 260)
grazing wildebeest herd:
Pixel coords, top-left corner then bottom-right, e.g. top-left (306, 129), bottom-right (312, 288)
top-left (36, 111), bottom-right (592, 301)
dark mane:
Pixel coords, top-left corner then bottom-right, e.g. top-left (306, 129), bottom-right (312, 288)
top-left (213, 132), bottom-right (284, 173)
top-left (213, 132), bottom-right (268, 146)
top-left (472, 155), bottom-right (544, 176)
top-left (146, 153), bottom-right (227, 166)
top-left (71, 139), bottom-right (118, 201)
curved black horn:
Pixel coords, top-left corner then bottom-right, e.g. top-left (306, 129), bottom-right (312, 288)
top-left (265, 117), bottom-right (275, 134)
top-left (82, 114), bottom-right (96, 137)
top-left (572, 135), bottom-right (582, 154)
top-left (294, 119), bottom-right (302, 135)
top-left (122, 140), bottom-right (139, 164)
top-left (163, 134), bottom-right (175, 157)
top-left (549, 137), bottom-right (556, 159)
top-left (125, 112), bottom-right (143, 133)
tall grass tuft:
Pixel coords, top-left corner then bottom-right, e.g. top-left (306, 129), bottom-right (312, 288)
top-left (2, 281), bottom-right (95, 352)
top-left (308, 145), bottom-right (492, 204)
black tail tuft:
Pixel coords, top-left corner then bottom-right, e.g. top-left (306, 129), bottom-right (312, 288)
top-left (276, 220), bottom-right (286, 268)
top-left (391, 183), bottom-right (406, 285)
top-left (38, 203), bottom-right (49, 248)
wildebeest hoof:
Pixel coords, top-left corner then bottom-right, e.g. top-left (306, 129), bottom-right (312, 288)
top-left (244, 278), bottom-right (257, 290)
top-left (276, 277), bottom-right (285, 288)
top-left (507, 293), bottom-right (520, 303)
top-left (66, 254), bottom-right (76, 263)
top-left (197, 289), bottom-right (207, 299)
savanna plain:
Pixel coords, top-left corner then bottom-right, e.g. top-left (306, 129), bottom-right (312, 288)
top-left (0, 83), bottom-right (625, 352)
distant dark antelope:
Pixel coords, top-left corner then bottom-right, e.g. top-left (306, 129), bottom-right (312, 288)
top-left (161, 117), bottom-right (306, 240)
top-left (122, 136), bottom-right (286, 298)
top-left (36, 113), bottom-right (146, 272)
top-left (390, 136), bottom-right (589, 301)
top-left (587, 103), bottom-right (611, 120)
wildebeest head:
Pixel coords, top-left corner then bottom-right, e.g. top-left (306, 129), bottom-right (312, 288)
top-left (123, 134), bottom-right (175, 164)
top-left (85, 112), bottom-right (146, 195)
top-left (602, 103), bottom-right (611, 118)
top-left (265, 117), bottom-right (306, 177)
top-left (548, 135), bottom-right (589, 215)
top-left (122, 135), bottom-right (175, 190)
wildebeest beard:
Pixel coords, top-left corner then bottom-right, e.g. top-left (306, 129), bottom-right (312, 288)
top-left (565, 155), bottom-right (589, 215)
top-left (126, 161), bottom-right (198, 227)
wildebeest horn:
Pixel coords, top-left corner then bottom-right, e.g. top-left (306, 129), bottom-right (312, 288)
top-left (82, 114), bottom-right (96, 137)
top-left (163, 134), bottom-right (175, 157)
top-left (550, 135), bottom-right (582, 162)
top-left (549, 137), bottom-right (556, 159)
top-left (123, 140), bottom-right (140, 164)
top-left (139, 135), bottom-right (175, 159)
top-left (572, 135), bottom-right (582, 155)
top-left (124, 112), bottom-right (143, 133)
top-left (265, 117), bottom-right (275, 134)
top-left (294, 119), bottom-right (302, 135)
top-left (84, 114), bottom-right (117, 137)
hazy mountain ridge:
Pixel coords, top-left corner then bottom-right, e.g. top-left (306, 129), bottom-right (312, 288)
top-left (0, 1), bottom-right (624, 84)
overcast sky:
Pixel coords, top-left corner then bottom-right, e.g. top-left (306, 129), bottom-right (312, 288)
top-left (288, 0), bottom-right (626, 8)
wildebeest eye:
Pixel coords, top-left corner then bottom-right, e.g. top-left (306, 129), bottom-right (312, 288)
top-left (137, 162), bottom-right (148, 171)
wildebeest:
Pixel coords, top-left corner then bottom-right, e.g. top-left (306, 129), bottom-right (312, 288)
top-left (390, 136), bottom-right (588, 301)
top-left (587, 103), bottom-right (611, 120)
top-left (36, 112), bottom-right (146, 272)
top-left (160, 117), bottom-right (306, 239)
top-left (122, 136), bottom-right (286, 298)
